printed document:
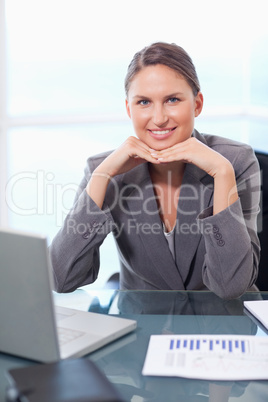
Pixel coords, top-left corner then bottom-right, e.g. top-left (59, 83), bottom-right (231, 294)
top-left (142, 334), bottom-right (268, 380)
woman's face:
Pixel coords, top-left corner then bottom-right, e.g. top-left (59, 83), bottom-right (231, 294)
top-left (126, 64), bottom-right (203, 151)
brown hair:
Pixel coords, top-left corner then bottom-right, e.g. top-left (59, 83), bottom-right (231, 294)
top-left (125, 42), bottom-right (200, 97)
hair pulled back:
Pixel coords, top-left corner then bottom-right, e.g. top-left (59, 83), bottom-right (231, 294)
top-left (125, 42), bottom-right (200, 97)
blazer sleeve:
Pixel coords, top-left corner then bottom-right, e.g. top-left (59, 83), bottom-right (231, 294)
top-left (197, 145), bottom-right (261, 299)
top-left (49, 163), bottom-right (115, 293)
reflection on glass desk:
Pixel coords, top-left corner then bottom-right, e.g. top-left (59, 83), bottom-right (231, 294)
top-left (1, 290), bottom-right (268, 402)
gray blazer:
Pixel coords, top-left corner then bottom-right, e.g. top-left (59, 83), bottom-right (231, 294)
top-left (50, 130), bottom-right (261, 299)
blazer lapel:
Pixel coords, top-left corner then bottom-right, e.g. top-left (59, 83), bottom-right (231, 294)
top-left (122, 164), bottom-right (185, 289)
top-left (174, 163), bottom-right (214, 283)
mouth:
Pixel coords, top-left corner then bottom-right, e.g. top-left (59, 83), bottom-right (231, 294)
top-left (148, 127), bottom-right (176, 139)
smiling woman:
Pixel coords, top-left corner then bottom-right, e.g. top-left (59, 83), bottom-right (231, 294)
top-left (49, 42), bottom-right (261, 300)
top-left (2, 0), bottom-right (268, 291)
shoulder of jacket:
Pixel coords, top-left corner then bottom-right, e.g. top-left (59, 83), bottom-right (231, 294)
top-left (194, 129), bottom-right (254, 162)
top-left (86, 150), bottom-right (114, 172)
top-left (194, 129), bottom-right (250, 150)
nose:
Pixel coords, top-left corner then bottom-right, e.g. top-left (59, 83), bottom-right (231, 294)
top-left (152, 104), bottom-right (168, 127)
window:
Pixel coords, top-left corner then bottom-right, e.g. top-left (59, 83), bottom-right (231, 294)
top-left (1, 0), bottom-right (268, 288)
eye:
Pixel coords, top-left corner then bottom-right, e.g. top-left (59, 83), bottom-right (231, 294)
top-left (167, 97), bottom-right (180, 104)
top-left (137, 99), bottom-right (150, 106)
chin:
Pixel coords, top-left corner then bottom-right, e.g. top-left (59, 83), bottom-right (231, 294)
top-left (151, 139), bottom-right (179, 151)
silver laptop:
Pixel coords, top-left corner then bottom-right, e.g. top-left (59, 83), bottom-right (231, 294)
top-left (0, 228), bottom-right (136, 363)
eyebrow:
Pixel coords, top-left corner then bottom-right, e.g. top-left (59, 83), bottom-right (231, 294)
top-left (132, 92), bottom-right (184, 100)
top-left (132, 95), bottom-right (150, 100)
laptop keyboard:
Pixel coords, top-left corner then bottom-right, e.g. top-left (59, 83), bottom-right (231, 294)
top-left (58, 327), bottom-right (85, 345)
top-left (55, 308), bottom-right (75, 322)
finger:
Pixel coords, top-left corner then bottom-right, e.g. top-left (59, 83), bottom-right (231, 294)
top-left (135, 150), bottom-right (161, 164)
top-left (130, 142), bottom-right (161, 164)
top-left (150, 148), bottom-right (186, 163)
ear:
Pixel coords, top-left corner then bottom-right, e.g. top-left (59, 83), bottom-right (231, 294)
top-left (125, 98), bottom-right (131, 119)
top-left (194, 92), bottom-right (203, 117)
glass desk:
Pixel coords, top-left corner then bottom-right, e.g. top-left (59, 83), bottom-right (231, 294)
top-left (1, 290), bottom-right (268, 401)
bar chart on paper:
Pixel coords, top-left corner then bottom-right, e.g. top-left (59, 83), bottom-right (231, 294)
top-left (142, 334), bottom-right (268, 380)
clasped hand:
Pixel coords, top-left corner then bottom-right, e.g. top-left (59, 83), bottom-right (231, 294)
top-left (97, 136), bottom-right (233, 179)
top-left (150, 137), bottom-right (233, 178)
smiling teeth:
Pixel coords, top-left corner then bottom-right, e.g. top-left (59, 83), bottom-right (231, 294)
top-left (151, 130), bottom-right (170, 135)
